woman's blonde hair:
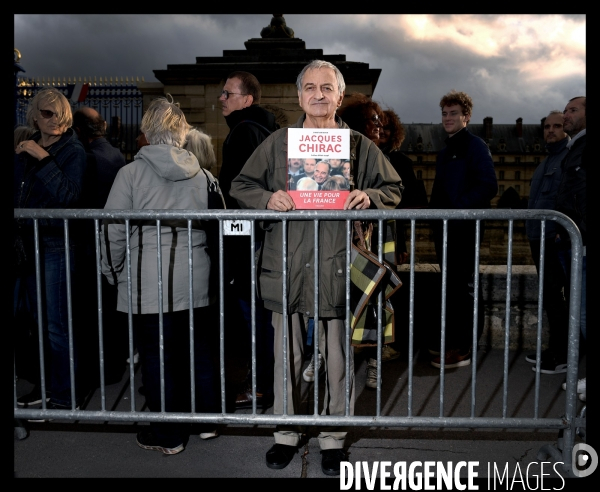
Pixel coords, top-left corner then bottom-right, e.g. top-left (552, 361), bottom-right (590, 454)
top-left (140, 94), bottom-right (191, 147)
top-left (184, 128), bottom-right (217, 170)
top-left (26, 88), bottom-right (73, 132)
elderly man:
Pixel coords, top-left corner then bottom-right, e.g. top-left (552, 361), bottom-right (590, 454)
top-left (230, 60), bottom-right (402, 476)
top-left (313, 160), bottom-right (331, 189)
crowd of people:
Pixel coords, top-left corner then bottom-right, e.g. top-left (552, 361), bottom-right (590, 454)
top-left (14, 62), bottom-right (586, 476)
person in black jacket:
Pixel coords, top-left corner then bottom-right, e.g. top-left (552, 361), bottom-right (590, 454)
top-left (378, 108), bottom-right (428, 264)
top-left (73, 106), bottom-right (129, 387)
top-left (555, 96), bottom-right (586, 402)
top-left (523, 111), bottom-right (570, 374)
top-left (429, 90), bottom-right (498, 369)
top-left (14, 88), bottom-right (88, 410)
top-left (218, 71), bottom-right (280, 410)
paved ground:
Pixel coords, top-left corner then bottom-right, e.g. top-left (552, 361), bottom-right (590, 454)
top-left (14, 343), bottom-right (589, 482)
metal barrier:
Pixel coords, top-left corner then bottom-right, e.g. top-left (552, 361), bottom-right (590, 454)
top-left (13, 207), bottom-right (585, 476)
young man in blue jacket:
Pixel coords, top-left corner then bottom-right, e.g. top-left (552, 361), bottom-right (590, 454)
top-left (429, 90), bottom-right (498, 369)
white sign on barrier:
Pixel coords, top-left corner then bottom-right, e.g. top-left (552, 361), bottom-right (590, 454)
top-left (223, 220), bottom-right (251, 236)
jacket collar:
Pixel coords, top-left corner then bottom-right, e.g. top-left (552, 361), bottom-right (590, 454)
top-left (566, 129), bottom-right (586, 149)
top-left (32, 127), bottom-right (78, 154)
top-left (444, 126), bottom-right (469, 148)
top-left (545, 137), bottom-right (570, 155)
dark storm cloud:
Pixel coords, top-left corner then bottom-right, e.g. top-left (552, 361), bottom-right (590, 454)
top-left (14, 14), bottom-right (585, 124)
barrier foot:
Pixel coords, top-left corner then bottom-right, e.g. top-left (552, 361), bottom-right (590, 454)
top-left (14, 419), bottom-right (28, 440)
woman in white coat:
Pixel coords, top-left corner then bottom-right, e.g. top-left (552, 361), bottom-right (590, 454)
top-left (101, 96), bottom-right (221, 455)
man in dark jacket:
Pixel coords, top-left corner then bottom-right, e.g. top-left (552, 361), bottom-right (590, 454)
top-left (73, 107), bottom-right (126, 208)
top-left (230, 59), bottom-right (402, 477)
top-left (554, 96), bottom-right (586, 402)
top-left (429, 90), bottom-right (498, 369)
top-left (73, 107), bottom-right (128, 386)
top-left (524, 111), bottom-right (570, 374)
top-left (218, 71), bottom-right (280, 411)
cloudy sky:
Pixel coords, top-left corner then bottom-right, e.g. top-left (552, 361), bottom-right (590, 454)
top-left (14, 14), bottom-right (585, 125)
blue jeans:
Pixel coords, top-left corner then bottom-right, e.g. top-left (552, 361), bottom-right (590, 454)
top-left (307, 318), bottom-right (315, 347)
top-left (134, 307), bottom-right (219, 447)
top-left (14, 236), bottom-right (82, 407)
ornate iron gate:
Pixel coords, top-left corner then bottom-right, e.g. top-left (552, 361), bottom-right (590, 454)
top-left (15, 75), bottom-right (143, 163)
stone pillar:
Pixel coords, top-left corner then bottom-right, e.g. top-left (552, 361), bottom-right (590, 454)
top-left (151, 15), bottom-right (382, 178)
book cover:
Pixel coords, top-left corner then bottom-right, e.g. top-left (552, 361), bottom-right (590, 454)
top-left (287, 128), bottom-right (352, 209)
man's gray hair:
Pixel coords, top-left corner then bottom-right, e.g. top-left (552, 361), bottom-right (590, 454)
top-left (296, 60), bottom-right (346, 94)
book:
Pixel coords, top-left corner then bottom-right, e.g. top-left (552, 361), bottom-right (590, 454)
top-left (287, 128), bottom-right (352, 210)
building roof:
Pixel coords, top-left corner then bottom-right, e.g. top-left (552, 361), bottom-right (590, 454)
top-left (400, 118), bottom-right (546, 154)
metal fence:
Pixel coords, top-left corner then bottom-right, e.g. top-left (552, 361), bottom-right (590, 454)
top-left (13, 208), bottom-right (585, 476)
top-left (15, 77), bottom-right (143, 162)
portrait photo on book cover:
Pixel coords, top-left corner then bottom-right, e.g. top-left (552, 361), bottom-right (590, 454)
top-left (287, 128), bottom-right (351, 209)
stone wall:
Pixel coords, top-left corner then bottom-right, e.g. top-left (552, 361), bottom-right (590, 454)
top-left (393, 265), bottom-right (547, 352)
top-left (401, 219), bottom-right (533, 266)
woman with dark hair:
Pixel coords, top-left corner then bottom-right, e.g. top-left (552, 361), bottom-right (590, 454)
top-left (378, 108), bottom-right (428, 263)
top-left (338, 94), bottom-right (406, 383)
top-left (337, 93), bottom-right (384, 146)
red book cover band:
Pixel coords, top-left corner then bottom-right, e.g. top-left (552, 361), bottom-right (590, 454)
top-left (287, 128), bottom-right (352, 209)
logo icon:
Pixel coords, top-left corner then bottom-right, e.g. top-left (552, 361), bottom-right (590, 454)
top-left (572, 443), bottom-right (598, 478)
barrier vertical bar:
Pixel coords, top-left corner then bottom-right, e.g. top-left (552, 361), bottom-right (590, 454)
top-left (502, 220), bottom-right (514, 418)
top-left (94, 218), bottom-right (107, 410)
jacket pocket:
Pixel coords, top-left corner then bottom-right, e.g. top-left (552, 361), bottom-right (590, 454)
top-left (259, 246), bottom-right (292, 305)
top-left (328, 253), bottom-right (347, 309)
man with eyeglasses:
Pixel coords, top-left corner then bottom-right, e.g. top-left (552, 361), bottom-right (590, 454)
top-left (217, 71), bottom-right (280, 413)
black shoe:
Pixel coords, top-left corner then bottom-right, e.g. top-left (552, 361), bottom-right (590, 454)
top-left (321, 448), bottom-right (347, 476)
top-left (531, 356), bottom-right (568, 374)
top-left (17, 385), bottom-right (50, 407)
top-left (527, 349), bottom-right (567, 374)
top-left (136, 430), bottom-right (184, 455)
top-left (235, 389), bottom-right (274, 410)
top-left (266, 443), bottom-right (297, 469)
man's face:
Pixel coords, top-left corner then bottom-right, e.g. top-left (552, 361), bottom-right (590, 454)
top-left (289, 159), bottom-right (302, 173)
top-left (314, 162), bottom-right (330, 184)
top-left (303, 159), bottom-right (316, 175)
top-left (563, 98), bottom-right (586, 137)
top-left (298, 68), bottom-right (344, 120)
top-left (543, 114), bottom-right (568, 144)
top-left (441, 104), bottom-right (469, 136)
top-left (219, 77), bottom-right (250, 117)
